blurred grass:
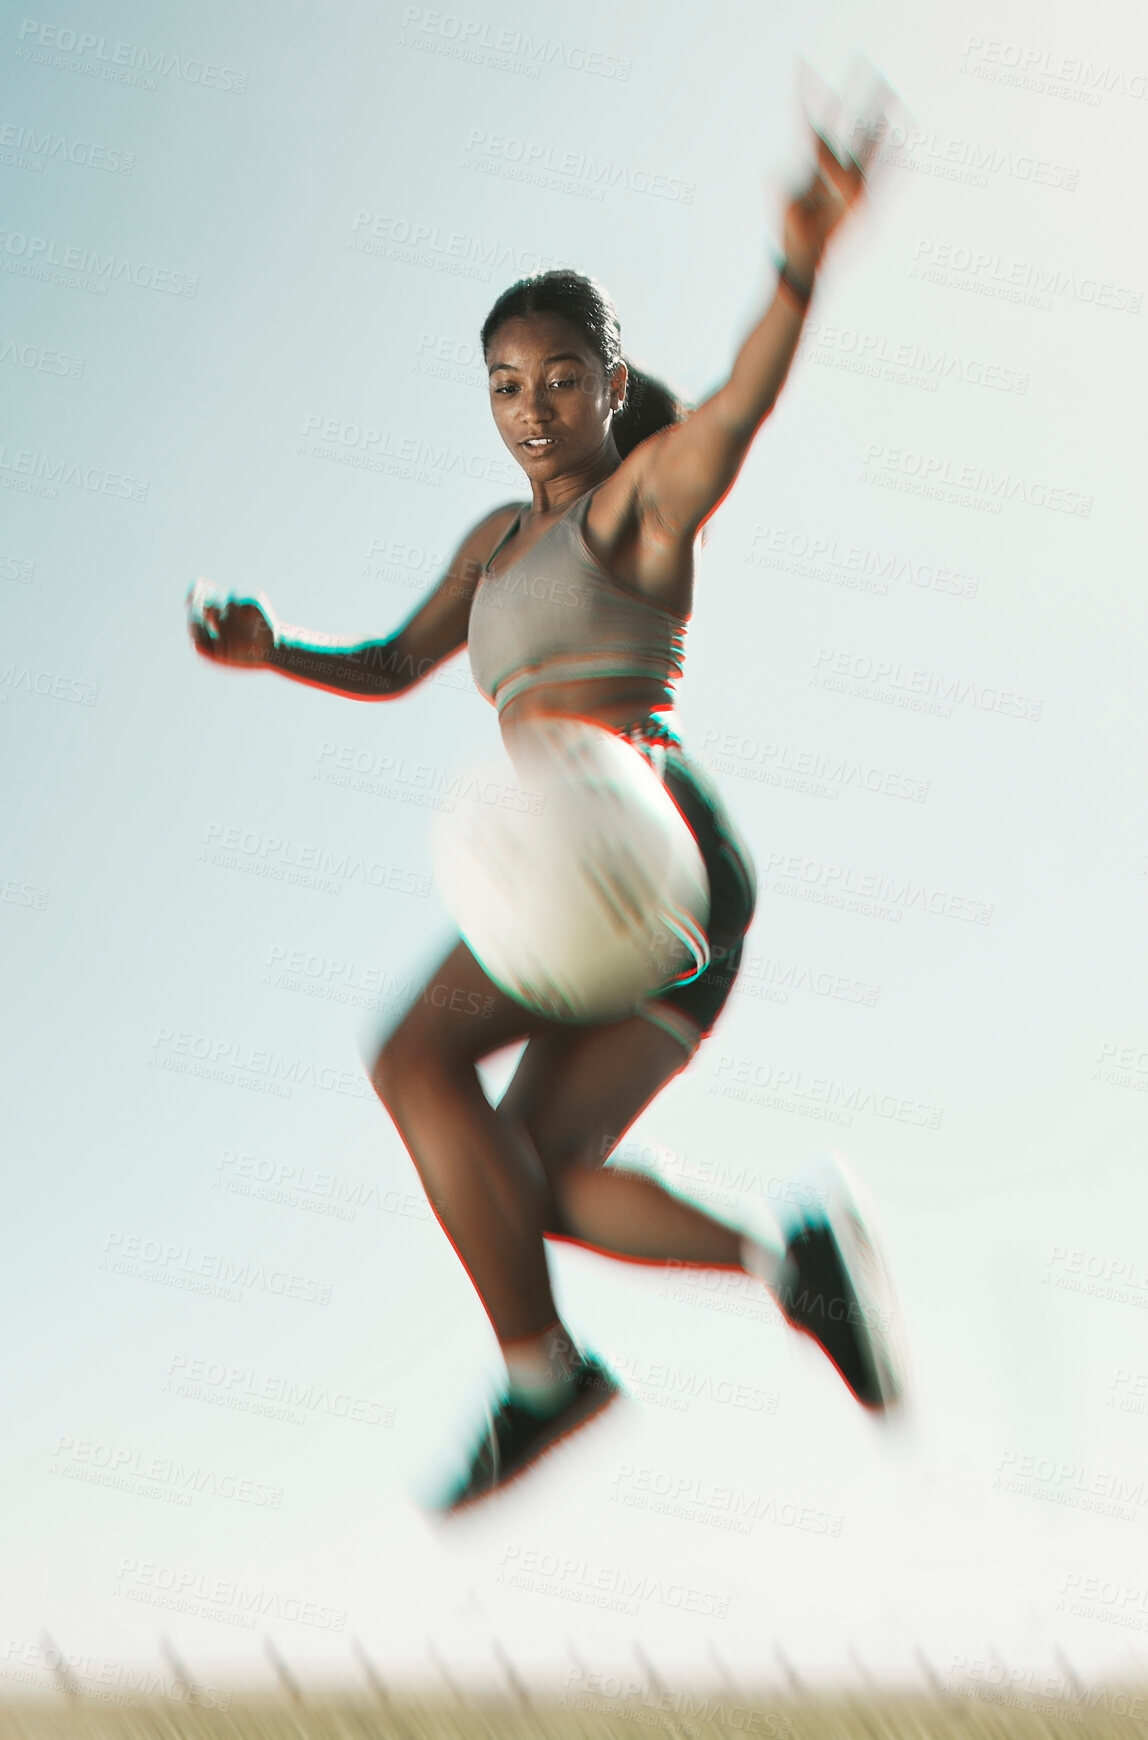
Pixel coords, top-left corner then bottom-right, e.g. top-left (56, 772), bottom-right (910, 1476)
top-left (2, 1689), bottom-right (1148, 1740)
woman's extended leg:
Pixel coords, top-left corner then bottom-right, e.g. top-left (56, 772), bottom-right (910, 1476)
top-left (370, 940), bottom-right (706, 1505)
top-left (369, 939), bottom-right (561, 1344)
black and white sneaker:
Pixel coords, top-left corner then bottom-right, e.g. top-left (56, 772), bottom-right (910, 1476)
top-left (777, 1150), bottom-right (906, 1412)
top-left (438, 1354), bottom-right (620, 1514)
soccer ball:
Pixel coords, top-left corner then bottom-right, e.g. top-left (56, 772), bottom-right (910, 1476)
top-left (432, 718), bottom-right (711, 1022)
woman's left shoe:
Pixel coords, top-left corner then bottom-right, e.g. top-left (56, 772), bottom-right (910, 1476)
top-left (439, 1354), bottom-right (620, 1514)
top-left (777, 1148), bottom-right (906, 1412)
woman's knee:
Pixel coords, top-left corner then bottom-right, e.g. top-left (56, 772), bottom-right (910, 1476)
top-left (516, 1109), bottom-right (597, 1182)
top-left (550, 1163), bottom-right (605, 1240)
top-left (371, 1019), bottom-right (443, 1116)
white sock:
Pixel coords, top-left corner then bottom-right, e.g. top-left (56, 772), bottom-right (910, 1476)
top-left (502, 1322), bottom-right (578, 1417)
top-left (740, 1232), bottom-right (786, 1295)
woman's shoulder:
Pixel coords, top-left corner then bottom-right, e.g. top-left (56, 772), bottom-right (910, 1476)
top-left (477, 499), bottom-right (530, 532)
top-left (450, 500), bottom-right (529, 578)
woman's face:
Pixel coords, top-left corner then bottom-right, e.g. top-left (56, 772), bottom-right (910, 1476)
top-left (485, 312), bottom-right (626, 477)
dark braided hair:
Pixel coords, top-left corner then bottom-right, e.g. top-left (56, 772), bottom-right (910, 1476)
top-left (480, 269), bottom-right (690, 460)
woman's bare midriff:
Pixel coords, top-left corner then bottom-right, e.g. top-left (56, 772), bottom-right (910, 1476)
top-left (498, 675), bottom-right (672, 740)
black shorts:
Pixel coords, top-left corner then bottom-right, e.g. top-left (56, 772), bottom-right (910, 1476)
top-left (626, 718), bottom-right (757, 1054)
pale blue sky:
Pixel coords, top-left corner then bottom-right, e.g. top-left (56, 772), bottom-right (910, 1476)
top-left (2, 0), bottom-right (1147, 1703)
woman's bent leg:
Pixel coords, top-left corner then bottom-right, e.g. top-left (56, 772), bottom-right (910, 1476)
top-left (500, 1017), bottom-right (902, 1412)
top-left (499, 1016), bottom-right (753, 1269)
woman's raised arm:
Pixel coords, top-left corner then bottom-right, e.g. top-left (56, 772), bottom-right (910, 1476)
top-left (188, 502), bottom-right (522, 700)
top-left (635, 121), bottom-right (885, 542)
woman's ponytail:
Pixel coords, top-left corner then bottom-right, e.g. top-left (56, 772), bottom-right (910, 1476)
top-left (612, 354), bottom-right (690, 459)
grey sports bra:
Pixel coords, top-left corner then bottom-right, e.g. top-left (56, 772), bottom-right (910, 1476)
top-left (467, 485), bottom-right (687, 715)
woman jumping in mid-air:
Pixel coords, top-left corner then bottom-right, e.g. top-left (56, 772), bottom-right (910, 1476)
top-left (190, 104), bottom-right (902, 1509)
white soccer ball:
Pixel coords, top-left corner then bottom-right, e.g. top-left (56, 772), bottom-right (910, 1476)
top-left (432, 718), bottom-right (711, 1022)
